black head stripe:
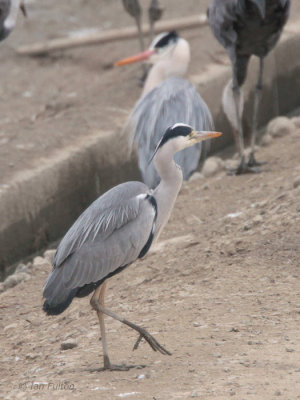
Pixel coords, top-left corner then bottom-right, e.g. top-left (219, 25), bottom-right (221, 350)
top-left (158, 124), bottom-right (192, 148)
top-left (154, 30), bottom-right (179, 49)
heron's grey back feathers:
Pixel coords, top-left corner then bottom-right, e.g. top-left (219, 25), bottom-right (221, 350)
top-left (43, 182), bottom-right (156, 309)
top-left (126, 76), bottom-right (214, 188)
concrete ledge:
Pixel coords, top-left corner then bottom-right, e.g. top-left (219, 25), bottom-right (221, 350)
top-left (1, 20), bottom-right (300, 276)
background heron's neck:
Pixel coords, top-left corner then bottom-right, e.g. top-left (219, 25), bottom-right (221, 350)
top-left (142, 38), bottom-right (191, 96)
top-left (4, 0), bottom-right (21, 31)
top-left (153, 145), bottom-right (183, 239)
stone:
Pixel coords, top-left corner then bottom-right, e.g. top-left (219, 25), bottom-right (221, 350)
top-left (3, 275), bottom-right (19, 289)
top-left (291, 116), bottom-right (300, 128)
top-left (43, 249), bottom-right (56, 265)
top-left (293, 176), bottom-right (300, 189)
top-left (33, 256), bottom-right (46, 267)
top-left (202, 156), bottom-right (225, 178)
top-left (4, 323), bottom-right (18, 332)
top-left (60, 339), bottom-right (78, 350)
top-left (15, 264), bottom-right (29, 274)
top-left (189, 172), bottom-right (204, 182)
top-left (261, 133), bottom-right (272, 147)
top-left (267, 116), bottom-right (295, 138)
top-left (253, 215), bottom-right (263, 224)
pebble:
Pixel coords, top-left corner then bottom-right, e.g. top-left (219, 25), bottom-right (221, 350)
top-left (4, 323), bottom-right (18, 331)
top-left (253, 215), bottom-right (263, 224)
top-left (43, 249), bottom-right (56, 265)
top-left (191, 391), bottom-right (199, 397)
top-left (293, 176), bottom-right (300, 189)
top-left (291, 116), bottom-right (300, 128)
top-left (274, 390), bottom-right (282, 396)
top-left (189, 172), bottom-right (204, 182)
top-left (60, 339), bottom-right (78, 350)
top-left (33, 256), bottom-right (46, 267)
top-left (202, 156), bottom-right (224, 178)
top-left (15, 264), bottom-right (28, 274)
top-left (261, 133), bottom-right (272, 147)
top-left (267, 116), bottom-right (295, 138)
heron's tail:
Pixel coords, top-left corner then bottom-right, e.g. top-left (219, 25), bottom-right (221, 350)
top-left (42, 268), bottom-right (77, 316)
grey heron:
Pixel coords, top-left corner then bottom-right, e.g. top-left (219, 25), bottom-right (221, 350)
top-left (115, 31), bottom-right (214, 189)
top-left (43, 123), bottom-right (222, 371)
top-left (0, 0), bottom-right (26, 41)
top-left (207, 0), bottom-right (290, 174)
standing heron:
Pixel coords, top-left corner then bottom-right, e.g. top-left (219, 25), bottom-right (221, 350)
top-left (115, 31), bottom-right (214, 188)
top-left (0, 0), bottom-right (26, 41)
top-left (207, 0), bottom-right (290, 174)
top-left (43, 123), bottom-right (222, 371)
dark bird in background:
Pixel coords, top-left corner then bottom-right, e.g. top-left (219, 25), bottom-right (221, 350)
top-left (0, 0), bottom-right (26, 41)
top-left (148, 0), bottom-right (164, 42)
top-left (207, 0), bottom-right (290, 174)
top-left (43, 123), bottom-right (221, 371)
top-left (122, 0), bottom-right (145, 52)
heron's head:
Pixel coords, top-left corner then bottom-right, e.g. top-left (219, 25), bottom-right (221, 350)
top-left (150, 123), bottom-right (222, 162)
top-left (114, 30), bottom-right (188, 67)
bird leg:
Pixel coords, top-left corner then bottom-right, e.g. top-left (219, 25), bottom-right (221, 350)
top-left (248, 57), bottom-right (265, 168)
top-left (227, 72), bottom-right (259, 175)
top-left (90, 282), bottom-right (171, 370)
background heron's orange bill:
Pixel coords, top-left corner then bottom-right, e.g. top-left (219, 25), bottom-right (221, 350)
top-left (114, 49), bottom-right (155, 66)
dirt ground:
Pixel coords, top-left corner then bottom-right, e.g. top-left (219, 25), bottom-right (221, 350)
top-left (1, 125), bottom-right (300, 399)
top-left (1, 0), bottom-right (300, 186)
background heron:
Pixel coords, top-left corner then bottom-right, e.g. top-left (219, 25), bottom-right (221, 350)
top-left (115, 31), bottom-right (214, 188)
top-left (207, 0), bottom-right (290, 174)
top-left (43, 123), bottom-right (221, 371)
top-left (0, 0), bottom-right (26, 41)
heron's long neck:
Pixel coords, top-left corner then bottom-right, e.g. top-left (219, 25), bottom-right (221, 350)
top-left (4, 0), bottom-right (21, 30)
top-left (153, 146), bottom-right (183, 239)
top-left (142, 38), bottom-right (191, 96)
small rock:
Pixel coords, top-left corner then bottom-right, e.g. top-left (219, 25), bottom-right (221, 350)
top-left (261, 133), bottom-right (272, 147)
top-left (291, 116), bottom-right (300, 128)
top-left (267, 116), bottom-right (295, 138)
top-left (189, 172), bottom-right (204, 182)
top-left (286, 348), bottom-right (294, 352)
top-left (274, 390), bottom-right (282, 396)
top-left (253, 215), bottom-right (263, 224)
top-left (191, 391), bottom-right (199, 397)
top-left (4, 323), bottom-right (18, 331)
top-left (202, 156), bottom-right (224, 178)
top-left (26, 353), bottom-right (38, 360)
top-left (15, 264), bottom-right (28, 274)
top-left (43, 249), bottom-right (56, 265)
top-left (33, 256), bottom-right (46, 267)
top-left (61, 339), bottom-right (78, 350)
top-left (243, 222), bottom-right (252, 231)
top-left (293, 176), bottom-right (300, 189)
top-left (4, 275), bottom-right (19, 289)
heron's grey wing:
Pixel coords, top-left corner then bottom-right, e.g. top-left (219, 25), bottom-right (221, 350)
top-left (43, 181), bottom-right (156, 307)
top-left (125, 77), bottom-right (214, 187)
top-left (0, 0), bottom-right (10, 28)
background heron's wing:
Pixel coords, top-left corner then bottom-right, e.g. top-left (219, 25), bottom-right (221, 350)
top-left (0, 0), bottom-right (10, 27)
top-left (43, 181), bottom-right (156, 306)
top-left (125, 77), bottom-right (214, 187)
top-left (207, 0), bottom-right (239, 53)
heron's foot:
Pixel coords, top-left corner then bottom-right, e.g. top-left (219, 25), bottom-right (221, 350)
top-left (101, 355), bottom-right (145, 371)
top-left (133, 330), bottom-right (171, 356)
top-left (227, 157), bottom-right (260, 175)
top-left (248, 152), bottom-right (267, 167)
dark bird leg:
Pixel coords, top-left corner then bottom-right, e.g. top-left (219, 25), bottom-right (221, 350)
top-left (90, 281), bottom-right (171, 370)
top-left (228, 65), bottom-right (259, 175)
top-left (248, 57), bottom-right (266, 168)
top-left (148, 0), bottom-right (164, 43)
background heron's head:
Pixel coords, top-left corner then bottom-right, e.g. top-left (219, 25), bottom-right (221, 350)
top-left (150, 123), bottom-right (222, 161)
top-left (115, 30), bottom-right (189, 69)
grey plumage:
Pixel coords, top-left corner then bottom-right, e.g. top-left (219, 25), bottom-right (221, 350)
top-left (43, 181), bottom-right (155, 313)
top-left (0, 0), bottom-right (11, 40)
top-left (207, 0), bottom-right (290, 86)
top-left (127, 77), bottom-right (214, 188)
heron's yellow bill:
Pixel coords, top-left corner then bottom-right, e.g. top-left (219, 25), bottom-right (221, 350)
top-left (192, 131), bottom-right (223, 141)
top-left (114, 49), bottom-right (155, 66)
